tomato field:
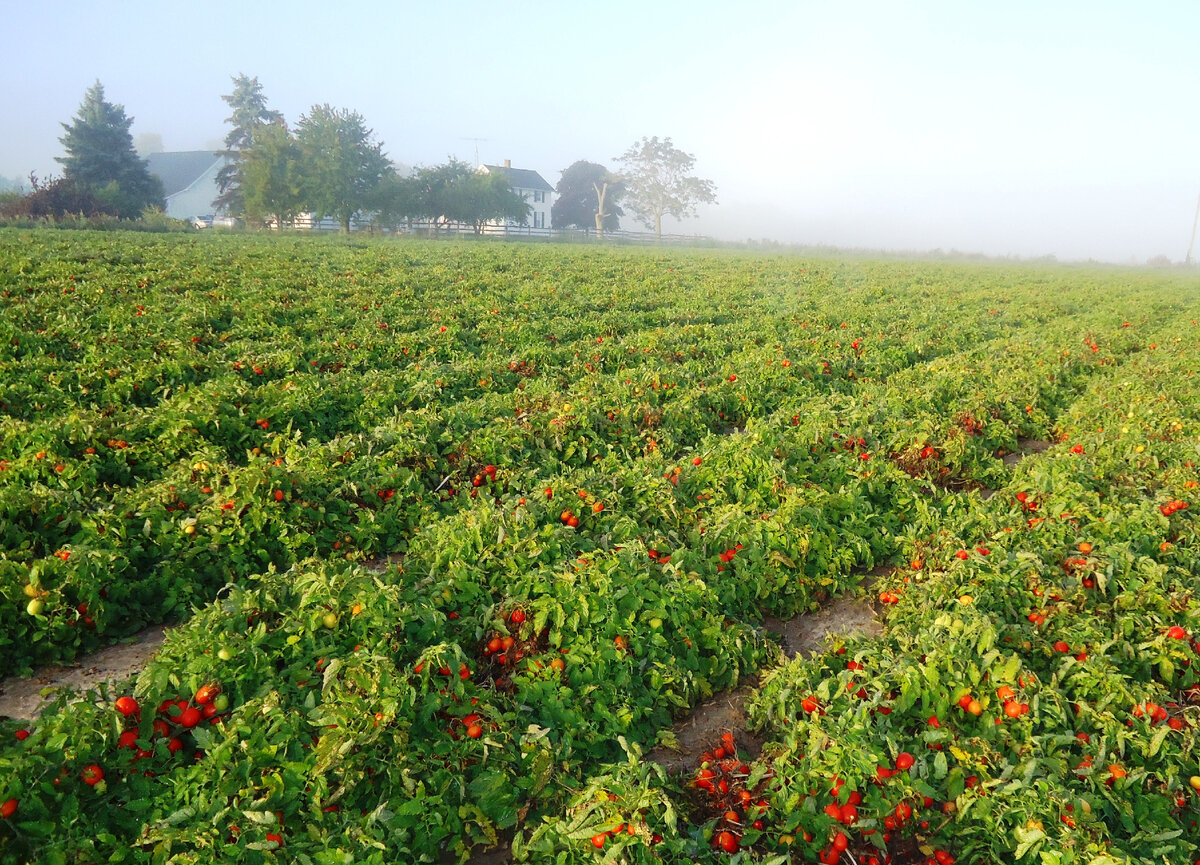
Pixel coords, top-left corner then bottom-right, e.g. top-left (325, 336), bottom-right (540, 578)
top-left (0, 229), bottom-right (1197, 864)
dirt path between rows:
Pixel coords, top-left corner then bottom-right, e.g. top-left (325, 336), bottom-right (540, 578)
top-left (1003, 438), bottom-right (1052, 467)
top-left (0, 550), bottom-right (408, 722)
top-left (0, 626), bottom-right (168, 720)
top-left (645, 571), bottom-right (886, 775)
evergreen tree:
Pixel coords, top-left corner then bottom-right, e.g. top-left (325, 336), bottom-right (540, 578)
top-left (214, 74), bottom-right (283, 216)
top-left (56, 81), bottom-right (163, 218)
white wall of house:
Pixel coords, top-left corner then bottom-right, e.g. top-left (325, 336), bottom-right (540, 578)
top-left (163, 158), bottom-right (223, 220)
top-left (517, 186), bottom-right (553, 229)
top-left (477, 163), bottom-right (554, 229)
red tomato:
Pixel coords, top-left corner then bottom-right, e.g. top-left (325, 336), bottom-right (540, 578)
top-left (114, 696), bottom-right (140, 717)
top-left (81, 764), bottom-right (104, 786)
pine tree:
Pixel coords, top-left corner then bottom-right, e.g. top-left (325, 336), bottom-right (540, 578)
top-left (214, 75), bottom-right (284, 216)
top-left (56, 81), bottom-right (164, 218)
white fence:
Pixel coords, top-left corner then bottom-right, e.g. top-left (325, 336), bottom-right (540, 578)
top-left (269, 214), bottom-right (710, 245)
top-left (413, 221), bottom-right (711, 245)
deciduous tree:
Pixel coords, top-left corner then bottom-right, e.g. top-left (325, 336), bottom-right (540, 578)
top-left (552, 161), bottom-right (623, 233)
top-left (453, 170), bottom-right (530, 233)
top-left (214, 74), bottom-right (284, 217)
top-left (614, 136), bottom-right (716, 238)
top-left (241, 121), bottom-right (302, 228)
top-left (56, 81), bottom-right (163, 218)
top-left (295, 104), bottom-right (393, 232)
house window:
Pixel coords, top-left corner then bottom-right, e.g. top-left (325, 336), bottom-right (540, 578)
top-left (533, 190), bottom-right (544, 203)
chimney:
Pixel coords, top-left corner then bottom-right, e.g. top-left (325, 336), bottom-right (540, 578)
top-left (504, 159), bottom-right (511, 169)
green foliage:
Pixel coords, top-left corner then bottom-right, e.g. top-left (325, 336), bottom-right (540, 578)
top-left (409, 158), bottom-right (475, 228)
top-left (451, 170), bottom-right (531, 231)
top-left (295, 105), bottom-right (393, 232)
top-left (0, 233), bottom-right (1196, 864)
top-left (241, 121), bottom-right (303, 227)
top-left (55, 81), bottom-right (164, 219)
top-left (214, 74), bottom-right (285, 217)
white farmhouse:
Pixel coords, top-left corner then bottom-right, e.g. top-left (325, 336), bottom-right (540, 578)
top-left (145, 151), bottom-right (229, 221)
top-left (478, 160), bottom-right (554, 230)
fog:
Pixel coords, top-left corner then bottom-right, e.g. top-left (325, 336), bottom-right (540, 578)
top-left (2, 0), bottom-right (1197, 263)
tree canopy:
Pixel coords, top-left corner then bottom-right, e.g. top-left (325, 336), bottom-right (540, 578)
top-left (373, 159), bottom-right (530, 233)
top-left (295, 104), bottom-right (393, 232)
top-left (454, 170), bottom-right (530, 232)
top-left (214, 74), bottom-right (284, 216)
top-left (56, 81), bottom-right (163, 218)
top-left (613, 136), bottom-right (716, 237)
top-left (552, 161), bottom-right (623, 232)
top-left (241, 121), bottom-right (302, 228)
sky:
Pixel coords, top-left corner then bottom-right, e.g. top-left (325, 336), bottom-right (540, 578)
top-left (1, 0), bottom-right (1198, 262)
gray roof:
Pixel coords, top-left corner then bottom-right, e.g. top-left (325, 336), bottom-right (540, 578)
top-left (483, 164), bottom-right (553, 193)
top-left (146, 151), bottom-right (225, 197)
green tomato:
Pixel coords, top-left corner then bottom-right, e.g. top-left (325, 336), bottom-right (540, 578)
top-left (217, 647), bottom-right (233, 661)
top-left (322, 612), bottom-right (339, 629)
top-left (649, 617), bottom-right (663, 630)
top-left (212, 694), bottom-right (230, 712)
top-left (26, 598), bottom-right (45, 616)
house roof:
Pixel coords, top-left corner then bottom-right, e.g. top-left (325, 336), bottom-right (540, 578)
top-left (145, 151), bottom-right (224, 198)
top-left (482, 164), bottom-right (553, 193)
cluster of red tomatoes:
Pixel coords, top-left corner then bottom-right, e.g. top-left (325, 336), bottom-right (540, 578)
top-left (690, 732), bottom-right (771, 855)
top-left (113, 684), bottom-right (229, 762)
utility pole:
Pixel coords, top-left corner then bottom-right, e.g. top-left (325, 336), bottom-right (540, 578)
top-left (1187, 189), bottom-right (1200, 266)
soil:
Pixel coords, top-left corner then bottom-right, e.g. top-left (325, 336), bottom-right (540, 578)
top-left (646, 570), bottom-right (887, 776)
top-left (0, 625), bottom-right (169, 721)
top-left (761, 594), bottom-right (884, 660)
top-left (1002, 438), bottom-right (1052, 467)
top-left (644, 679), bottom-right (765, 775)
top-left (363, 551), bottom-right (404, 573)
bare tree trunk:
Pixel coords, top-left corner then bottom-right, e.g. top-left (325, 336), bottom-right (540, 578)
top-left (593, 181), bottom-right (609, 240)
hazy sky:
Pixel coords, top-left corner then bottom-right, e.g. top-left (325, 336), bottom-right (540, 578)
top-left (2, 0), bottom-right (1198, 262)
